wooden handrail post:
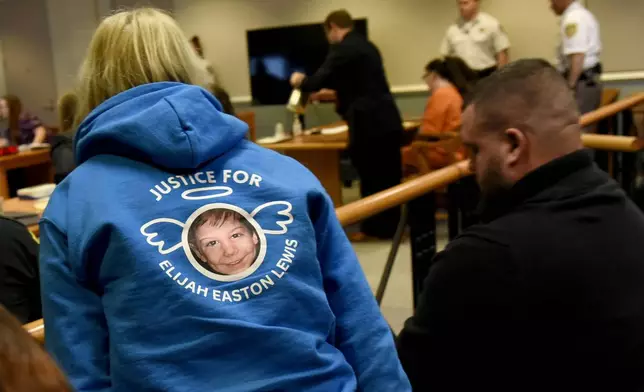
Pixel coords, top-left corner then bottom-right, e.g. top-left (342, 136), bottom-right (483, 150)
top-left (24, 319), bottom-right (45, 344)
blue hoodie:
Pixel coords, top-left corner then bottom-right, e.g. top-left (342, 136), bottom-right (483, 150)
top-left (39, 82), bottom-right (411, 392)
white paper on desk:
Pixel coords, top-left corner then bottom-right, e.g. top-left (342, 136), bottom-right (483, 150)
top-left (321, 125), bottom-right (348, 135)
top-left (34, 198), bottom-right (50, 212)
top-left (256, 134), bottom-right (293, 145)
top-left (18, 143), bottom-right (51, 152)
top-left (17, 183), bottom-right (56, 199)
top-left (30, 142), bottom-right (51, 150)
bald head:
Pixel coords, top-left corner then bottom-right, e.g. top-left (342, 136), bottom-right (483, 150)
top-left (466, 59), bottom-right (581, 151)
top-left (461, 59), bottom-right (584, 197)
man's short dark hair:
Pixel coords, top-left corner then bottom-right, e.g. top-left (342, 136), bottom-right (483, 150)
top-left (466, 58), bottom-right (579, 135)
top-left (324, 10), bottom-right (354, 29)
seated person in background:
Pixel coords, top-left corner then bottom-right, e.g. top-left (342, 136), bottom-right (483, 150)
top-left (191, 35), bottom-right (217, 87)
top-left (57, 92), bottom-right (78, 135)
top-left (402, 57), bottom-right (476, 175)
top-left (0, 304), bottom-right (71, 391)
top-left (397, 59), bottom-right (644, 391)
top-left (0, 216), bottom-right (41, 324)
top-left (40, 8), bottom-right (410, 392)
top-left (0, 110), bottom-right (6, 132)
top-left (0, 95), bottom-right (52, 195)
top-left (0, 95), bottom-right (49, 146)
top-left (50, 92), bottom-right (78, 183)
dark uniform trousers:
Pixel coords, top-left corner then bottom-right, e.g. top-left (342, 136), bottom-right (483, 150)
top-left (565, 63), bottom-right (603, 162)
top-left (566, 63), bottom-right (603, 124)
top-left (575, 77), bottom-right (602, 118)
top-left (347, 95), bottom-right (403, 239)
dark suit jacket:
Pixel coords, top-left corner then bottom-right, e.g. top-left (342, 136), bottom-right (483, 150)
top-left (300, 31), bottom-right (402, 147)
top-left (397, 150), bottom-right (644, 391)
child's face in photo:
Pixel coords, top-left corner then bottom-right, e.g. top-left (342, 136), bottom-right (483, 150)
top-left (195, 216), bottom-right (259, 275)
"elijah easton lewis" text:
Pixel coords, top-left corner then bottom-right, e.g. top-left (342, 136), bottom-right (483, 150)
top-left (158, 239), bottom-right (298, 302)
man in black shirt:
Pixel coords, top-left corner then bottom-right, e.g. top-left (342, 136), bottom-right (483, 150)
top-left (397, 59), bottom-right (644, 391)
top-left (0, 217), bottom-right (41, 324)
top-left (290, 10), bottom-right (403, 239)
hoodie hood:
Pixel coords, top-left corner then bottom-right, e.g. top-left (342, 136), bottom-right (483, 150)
top-left (75, 82), bottom-right (248, 170)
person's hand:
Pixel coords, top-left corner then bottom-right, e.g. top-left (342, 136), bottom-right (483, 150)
top-left (290, 72), bottom-right (306, 87)
top-left (310, 89), bottom-right (337, 102)
top-left (0, 138), bottom-right (8, 148)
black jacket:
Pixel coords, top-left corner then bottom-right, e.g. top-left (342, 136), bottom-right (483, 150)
top-left (300, 31), bottom-right (402, 146)
top-left (50, 132), bottom-right (76, 184)
top-left (397, 150), bottom-right (644, 391)
top-left (0, 217), bottom-right (41, 323)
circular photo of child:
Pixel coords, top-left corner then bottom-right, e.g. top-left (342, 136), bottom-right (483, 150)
top-left (182, 203), bottom-right (267, 282)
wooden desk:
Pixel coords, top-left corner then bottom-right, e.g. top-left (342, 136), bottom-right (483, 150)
top-left (4, 198), bottom-right (42, 236)
top-left (0, 150), bottom-right (53, 199)
top-left (260, 121), bottom-right (420, 206)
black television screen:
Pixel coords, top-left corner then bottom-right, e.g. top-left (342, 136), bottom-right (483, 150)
top-left (246, 19), bottom-right (368, 105)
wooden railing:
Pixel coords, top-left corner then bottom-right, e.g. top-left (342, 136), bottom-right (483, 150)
top-left (24, 318), bottom-right (45, 343)
top-left (23, 93), bottom-right (644, 343)
top-left (580, 93), bottom-right (644, 127)
top-left (581, 134), bottom-right (644, 152)
top-left (337, 161), bottom-right (471, 227)
top-left (337, 93), bottom-right (644, 226)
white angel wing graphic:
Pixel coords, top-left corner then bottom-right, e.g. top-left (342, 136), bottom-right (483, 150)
top-left (250, 201), bottom-right (294, 235)
top-left (140, 218), bottom-right (185, 255)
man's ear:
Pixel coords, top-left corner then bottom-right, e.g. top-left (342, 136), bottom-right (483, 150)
top-left (504, 128), bottom-right (527, 165)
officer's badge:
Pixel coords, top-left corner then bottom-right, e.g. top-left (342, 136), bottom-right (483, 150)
top-left (565, 23), bottom-right (578, 38)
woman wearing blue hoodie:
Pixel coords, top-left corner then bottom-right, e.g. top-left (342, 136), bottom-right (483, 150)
top-left (39, 8), bottom-right (410, 392)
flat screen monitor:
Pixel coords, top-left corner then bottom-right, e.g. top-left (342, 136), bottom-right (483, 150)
top-left (246, 19), bottom-right (368, 105)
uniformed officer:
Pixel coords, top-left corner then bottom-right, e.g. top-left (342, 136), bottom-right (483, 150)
top-left (440, 0), bottom-right (510, 78)
top-left (550, 0), bottom-right (602, 116)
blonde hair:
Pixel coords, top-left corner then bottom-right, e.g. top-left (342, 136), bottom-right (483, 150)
top-left (57, 92), bottom-right (78, 134)
top-left (75, 8), bottom-right (201, 127)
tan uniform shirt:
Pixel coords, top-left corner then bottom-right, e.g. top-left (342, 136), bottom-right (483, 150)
top-left (440, 12), bottom-right (510, 71)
